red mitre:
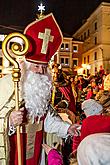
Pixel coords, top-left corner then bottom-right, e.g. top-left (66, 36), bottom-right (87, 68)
top-left (24, 13), bottom-right (63, 64)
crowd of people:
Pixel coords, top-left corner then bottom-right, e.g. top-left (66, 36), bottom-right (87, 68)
top-left (45, 63), bottom-right (110, 165)
top-left (0, 12), bottom-right (110, 165)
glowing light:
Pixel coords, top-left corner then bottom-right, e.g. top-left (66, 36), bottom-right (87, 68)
top-left (86, 64), bottom-right (91, 70)
top-left (82, 64), bottom-right (91, 70)
top-left (82, 64), bottom-right (87, 68)
top-left (38, 3), bottom-right (45, 13)
top-left (77, 68), bottom-right (84, 74)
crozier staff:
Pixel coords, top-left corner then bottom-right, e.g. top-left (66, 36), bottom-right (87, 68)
top-left (0, 13), bottom-right (76, 165)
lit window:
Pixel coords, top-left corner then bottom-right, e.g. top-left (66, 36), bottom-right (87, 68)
top-left (73, 45), bottom-right (78, 52)
top-left (65, 44), bottom-right (69, 50)
top-left (61, 43), bottom-right (64, 50)
top-left (60, 58), bottom-right (69, 66)
top-left (61, 58), bottom-right (64, 64)
top-left (73, 60), bottom-right (78, 66)
top-left (65, 58), bottom-right (69, 65)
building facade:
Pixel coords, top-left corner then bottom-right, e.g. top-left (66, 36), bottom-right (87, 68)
top-left (0, 35), bottom-right (83, 76)
top-left (56, 37), bottom-right (83, 75)
top-left (73, 2), bottom-right (110, 75)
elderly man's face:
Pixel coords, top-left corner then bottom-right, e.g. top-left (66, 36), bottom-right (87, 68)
top-left (30, 63), bottom-right (47, 74)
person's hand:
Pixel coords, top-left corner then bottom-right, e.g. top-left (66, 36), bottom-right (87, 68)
top-left (69, 150), bottom-right (77, 159)
top-left (67, 124), bottom-right (81, 136)
top-left (9, 107), bottom-right (24, 127)
top-left (42, 144), bottom-right (53, 155)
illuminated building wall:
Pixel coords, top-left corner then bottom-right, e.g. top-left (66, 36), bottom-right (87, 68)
top-left (73, 2), bottom-right (110, 75)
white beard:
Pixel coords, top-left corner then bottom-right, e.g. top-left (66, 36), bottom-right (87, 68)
top-left (21, 70), bottom-right (52, 122)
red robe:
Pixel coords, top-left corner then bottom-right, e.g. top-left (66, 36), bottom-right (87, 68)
top-left (9, 115), bottom-right (45, 165)
top-left (9, 130), bottom-right (43, 165)
top-left (59, 84), bottom-right (76, 113)
top-left (72, 115), bottom-right (110, 152)
top-left (81, 115), bottom-right (110, 140)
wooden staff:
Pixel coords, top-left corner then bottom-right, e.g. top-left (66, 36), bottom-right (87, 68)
top-left (2, 32), bottom-right (29, 165)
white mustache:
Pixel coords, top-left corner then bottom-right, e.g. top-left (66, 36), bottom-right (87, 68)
top-left (21, 71), bottom-right (52, 120)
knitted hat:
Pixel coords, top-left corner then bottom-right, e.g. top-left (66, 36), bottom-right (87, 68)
top-left (82, 99), bottom-right (103, 117)
top-left (104, 74), bottom-right (110, 91)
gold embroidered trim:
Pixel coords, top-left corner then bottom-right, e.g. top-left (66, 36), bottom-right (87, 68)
top-left (26, 121), bottom-right (43, 159)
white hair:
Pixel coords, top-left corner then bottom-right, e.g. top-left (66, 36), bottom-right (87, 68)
top-left (82, 99), bottom-right (103, 117)
top-left (20, 62), bottom-right (52, 122)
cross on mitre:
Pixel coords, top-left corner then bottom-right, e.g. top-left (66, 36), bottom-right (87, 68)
top-left (38, 28), bottom-right (54, 54)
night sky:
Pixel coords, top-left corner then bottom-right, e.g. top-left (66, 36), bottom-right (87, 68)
top-left (0, 0), bottom-right (110, 35)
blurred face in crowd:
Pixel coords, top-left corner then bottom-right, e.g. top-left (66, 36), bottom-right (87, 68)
top-left (91, 81), bottom-right (96, 87)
